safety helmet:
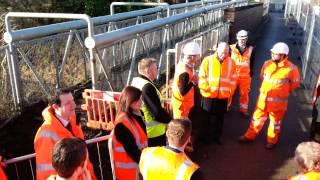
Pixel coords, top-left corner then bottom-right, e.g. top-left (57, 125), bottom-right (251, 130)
top-left (270, 42), bottom-right (289, 55)
top-left (182, 42), bottom-right (201, 55)
top-left (237, 30), bottom-right (248, 40)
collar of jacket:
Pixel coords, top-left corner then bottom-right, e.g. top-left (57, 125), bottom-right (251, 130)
top-left (139, 74), bottom-right (153, 83)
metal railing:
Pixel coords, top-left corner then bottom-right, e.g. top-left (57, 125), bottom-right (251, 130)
top-left (85, 0), bottom-right (247, 89)
top-left (4, 135), bottom-right (111, 180)
top-left (285, 1), bottom-right (320, 99)
top-left (1, 0), bottom-right (230, 112)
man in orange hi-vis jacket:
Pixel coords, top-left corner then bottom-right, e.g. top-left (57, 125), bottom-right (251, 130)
top-left (198, 42), bottom-right (236, 144)
top-left (171, 42), bottom-right (201, 119)
top-left (229, 30), bottom-right (254, 118)
top-left (34, 89), bottom-right (96, 180)
top-left (239, 42), bottom-right (300, 149)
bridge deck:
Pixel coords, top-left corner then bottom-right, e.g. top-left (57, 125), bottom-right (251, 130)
top-left (193, 12), bottom-right (312, 180)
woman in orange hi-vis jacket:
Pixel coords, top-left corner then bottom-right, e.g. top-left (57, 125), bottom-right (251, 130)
top-left (310, 74), bottom-right (320, 142)
top-left (288, 141), bottom-right (320, 180)
top-left (239, 42), bottom-right (300, 149)
top-left (110, 86), bottom-right (148, 180)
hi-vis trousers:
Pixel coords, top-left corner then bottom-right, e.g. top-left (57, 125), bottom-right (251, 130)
top-left (228, 77), bottom-right (251, 112)
top-left (243, 107), bottom-right (285, 144)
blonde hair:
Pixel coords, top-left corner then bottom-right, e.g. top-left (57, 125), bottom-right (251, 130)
top-left (295, 141), bottom-right (320, 171)
top-left (166, 119), bottom-right (192, 147)
top-left (138, 58), bottom-right (157, 74)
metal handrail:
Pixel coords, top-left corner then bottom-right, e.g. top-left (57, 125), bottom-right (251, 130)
top-left (4, 135), bottom-right (111, 165)
top-left (3, 0), bottom-right (221, 43)
top-left (110, 2), bottom-right (169, 16)
top-left (86, 0), bottom-right (246, 49)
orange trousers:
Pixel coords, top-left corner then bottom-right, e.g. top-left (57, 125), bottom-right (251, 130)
top-left (244, 107), bottom-right (285, 144)
top-left (229, 77), bottom-right (251, 112)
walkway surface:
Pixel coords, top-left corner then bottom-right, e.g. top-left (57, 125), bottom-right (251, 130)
top-left (192, 12), bottom-right (313, 180)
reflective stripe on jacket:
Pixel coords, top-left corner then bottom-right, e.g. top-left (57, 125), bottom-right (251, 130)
top-left (198, 54), bottom-right (236, 99)
top-left (289, 171), bottom-right (320, 180)
top-left (131, 77), bottom-right (166, 138)
top-left (230, 44), bottom-right (253, 78)
top-left (171, 62), bottom-right (194, 115)
top-left (111, 113), bottom-right (148, 180)
top-left (313, 75), bottom-right (320, 104)
top-left (34, 106), bottom-right (96, 180)
top-left (257, 58), bottom-right (300, 111)
top-left (139, 147), bottom-right (199, 180)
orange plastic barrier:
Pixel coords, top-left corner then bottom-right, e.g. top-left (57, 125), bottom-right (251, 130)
top-left (82, 89), bottom-right (121, 131)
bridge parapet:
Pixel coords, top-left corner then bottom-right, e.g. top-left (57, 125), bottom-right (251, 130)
top-left (285, 1), bottom-right (320, 100)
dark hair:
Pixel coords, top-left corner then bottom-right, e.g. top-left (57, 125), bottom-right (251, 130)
top-left (166, 119), bottom-right (192, 147)
top-left (52, 137), bottom-right (87, 178)
top-left (48, 88), bottom-right (73, 106)
top-left (117, 86), bottom-right (142, 117)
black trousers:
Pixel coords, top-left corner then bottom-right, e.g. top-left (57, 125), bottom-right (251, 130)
top-left (310, 98), bottom-right (320, 142)
top-left (199, 96), bottom-right (228, 142)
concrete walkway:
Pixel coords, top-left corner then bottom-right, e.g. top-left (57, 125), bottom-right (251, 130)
top-left (193, 12), bottom-right (313, 180)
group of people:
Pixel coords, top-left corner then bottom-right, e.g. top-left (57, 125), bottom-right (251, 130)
top-left (174, 29), bottom-right (301, 150)
top-left (1, 29), bottom-right (319, 180)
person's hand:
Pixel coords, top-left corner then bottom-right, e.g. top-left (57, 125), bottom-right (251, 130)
top-left (192, 74), bottom-right (199, 84)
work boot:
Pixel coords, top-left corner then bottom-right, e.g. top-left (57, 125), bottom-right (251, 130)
top-left (240, 111), bottom-right (250, 118)
top-left (238, 136), bottom-right (254, 143)
top-left (265, 143), bottom-right (276, 150)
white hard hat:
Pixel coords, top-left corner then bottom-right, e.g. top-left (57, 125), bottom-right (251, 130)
top-left (182, 42), bottom-right (201, 55)
top-left (237, 30), bottom-right (248, 39)
top-left (270, 42), bottom-right (289, 55)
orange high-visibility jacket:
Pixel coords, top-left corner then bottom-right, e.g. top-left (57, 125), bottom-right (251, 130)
top-left (230, 44), bottom-right (253, 78)
top-left (257, 58), bottom-right (300, 112)
top-left (199, 54), bottom-right (236, 99)
top-left (289, 171), bottom-right (320, 180)
top-left (313, 75), bottom-right (320, 104)
top-left (111, 112), bottom-right (148, 180)
top-left (139, 146), bottom-right (199, 180)
top-left (34, 106), bottom-right (96, 180)
top-left (0, 166), bottom-right (7, 180)
top-left (171, 62), bottom-right (195, 113)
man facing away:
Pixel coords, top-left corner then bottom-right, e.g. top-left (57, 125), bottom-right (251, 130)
top-left (229, 30), bottom-right (255, 117)
top-left (47, 137), bottom-right (91, 180)
top-left (34, 89), bottom-right (96, 180)
top-left (288, 141), bottom-right (320, 180)
top-left (139, 119), bottom-right (202, 180)
top-left (239, 42), bottom-right (300, 149)
top-left (198, 42), bottom-right (237, 144)
top-left (131, 58), bottom-right (171, 147)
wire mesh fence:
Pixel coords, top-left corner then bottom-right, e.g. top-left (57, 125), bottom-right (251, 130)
top-left (0, 45), bottom-right (15, 119)
top-left (0, 0), bottom-right (246, 116)
top-left (285, 1), bottom-right (320, 97)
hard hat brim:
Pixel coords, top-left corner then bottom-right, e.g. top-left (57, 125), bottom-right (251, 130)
top-left (237, 36), bottom-right (248, 40)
